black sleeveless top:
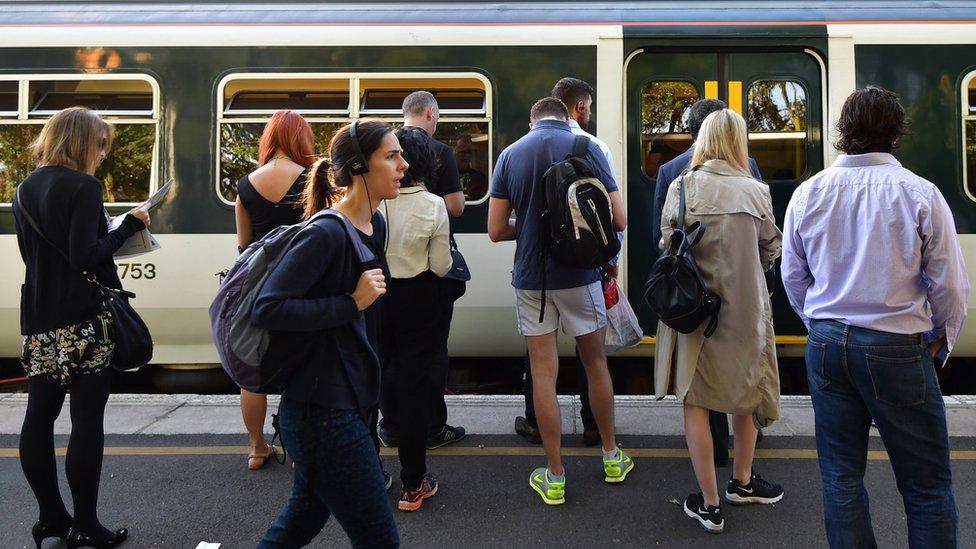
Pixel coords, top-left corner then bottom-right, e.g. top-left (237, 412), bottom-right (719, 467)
top-left (237, 168), bottom-right (308, 242)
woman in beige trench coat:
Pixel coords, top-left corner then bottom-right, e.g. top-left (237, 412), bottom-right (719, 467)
top-left (655, 109), bottom-right (784, 534)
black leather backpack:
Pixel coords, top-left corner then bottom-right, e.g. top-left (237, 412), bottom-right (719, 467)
top-left (642, 171), bottom-right (721, 338)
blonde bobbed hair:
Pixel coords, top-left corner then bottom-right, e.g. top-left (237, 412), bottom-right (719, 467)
top-left (690, 109), bottom-right (751, 177)
top-left (31, 106), bottom-right (113, 175)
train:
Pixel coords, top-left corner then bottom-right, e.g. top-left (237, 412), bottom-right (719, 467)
top-left (1, 1), bottom-right (975, 389)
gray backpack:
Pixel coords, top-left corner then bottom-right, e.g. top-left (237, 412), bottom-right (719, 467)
top-left (209, 209), bottom-right (376, 393)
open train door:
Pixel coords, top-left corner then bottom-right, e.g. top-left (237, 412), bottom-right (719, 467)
top-left (624, 48), bottom-right (825, 340)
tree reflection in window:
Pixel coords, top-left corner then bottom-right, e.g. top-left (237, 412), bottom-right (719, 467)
top-left (747, 80), bottom-right (807, 181)
top-left (640, 81), bottom-right (697, 179)
top-left (0, 123), bottom-right (153, 203)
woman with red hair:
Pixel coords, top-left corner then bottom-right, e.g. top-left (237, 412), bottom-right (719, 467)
top-left (235, 110), bottom-right (314, 470)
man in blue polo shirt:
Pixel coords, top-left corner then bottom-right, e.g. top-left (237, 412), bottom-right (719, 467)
top-left (488, 97), bottom-right (633, 505)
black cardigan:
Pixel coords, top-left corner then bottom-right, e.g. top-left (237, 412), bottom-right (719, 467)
top-left (252, 211), bottom-right (386, 412)
top-left (14, 166), bottom-right (145, 335)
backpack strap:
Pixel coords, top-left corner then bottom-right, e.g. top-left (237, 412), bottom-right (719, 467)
top-left (316, 209), bottom-right (377, 268)
top-left (570, 135), bottom-right (590, 159)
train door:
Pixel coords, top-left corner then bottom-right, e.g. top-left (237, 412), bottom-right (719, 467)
top-left (625, 49), bottom-right (824, 337)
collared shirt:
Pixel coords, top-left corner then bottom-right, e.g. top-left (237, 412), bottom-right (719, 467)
top-left (781, 152), bottom-right (969, 351)
top-left (381, 186), bottom-right (452, 279)
top-left (489, 119), bottom-right (618, 290)
top-left (567, 119), bottom-right (617, 183)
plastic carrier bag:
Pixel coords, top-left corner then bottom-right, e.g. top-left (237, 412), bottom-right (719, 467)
top-left (603, 279), bottom-right (644, 353)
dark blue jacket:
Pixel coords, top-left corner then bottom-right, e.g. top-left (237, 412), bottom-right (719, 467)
top-left (252, 213), bottom-right (385, 413)
top-left (653, 148), bottom-right (762, 248)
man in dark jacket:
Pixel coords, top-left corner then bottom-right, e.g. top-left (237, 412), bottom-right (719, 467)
top-left (652, 98), bottom-right (764, 467)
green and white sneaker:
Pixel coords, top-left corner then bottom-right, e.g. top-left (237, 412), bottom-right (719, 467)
top-left (603, 447), bottom-right (634, 483)
top-left (529, 467), bottom-right (566, 505)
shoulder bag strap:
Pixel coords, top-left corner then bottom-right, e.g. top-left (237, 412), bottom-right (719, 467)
top-left (322, 209), bottom-right (376, 266)
top-left (677, 172), bottom-right (687, 230)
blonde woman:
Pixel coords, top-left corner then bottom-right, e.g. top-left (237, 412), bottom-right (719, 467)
top-left (655, 109), bottom-right (784, 534)
top-left (14, 107), bottom-right (149, 548)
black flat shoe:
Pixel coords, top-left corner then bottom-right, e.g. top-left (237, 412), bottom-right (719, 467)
top-left (31, 520), bottom-right (70, 549)
top-left (66, 527), bottom-right (128, 548)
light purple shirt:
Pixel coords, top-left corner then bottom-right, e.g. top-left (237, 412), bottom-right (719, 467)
top-left (781, 153), bottom-right (969, 351)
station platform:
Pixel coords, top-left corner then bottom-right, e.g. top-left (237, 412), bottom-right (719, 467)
top-left (2, 394), bottom-right (975, 547)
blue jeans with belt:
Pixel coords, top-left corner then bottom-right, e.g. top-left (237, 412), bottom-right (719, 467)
top-left (257, 396), bottom-right (399, 549)
top-left (806, 319), bottom-right (957, 549)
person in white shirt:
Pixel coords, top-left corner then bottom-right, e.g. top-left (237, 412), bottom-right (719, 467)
top-left (378, 125), bottom-right (453, 512)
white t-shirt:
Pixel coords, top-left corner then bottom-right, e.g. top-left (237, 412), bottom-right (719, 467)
top-left (568, 119), bottom-right (617, 183)
top-left (381, 186), bottom-right (453, 279)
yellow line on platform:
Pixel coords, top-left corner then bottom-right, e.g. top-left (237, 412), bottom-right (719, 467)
top-left (0, 446), bottom-right (974, 460)
top-left (640, 335), bottom-right (808, 346)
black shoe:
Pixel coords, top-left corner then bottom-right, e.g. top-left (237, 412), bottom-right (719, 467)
top-left (32, 520), bottom-right (70, 549)
top-left (683, 492), bottom-right (724, 534)
top-left (427, 425), bottom-right (466, 449)
top-left (725, 472), bottom-right (784, 505)
top-left (66, 528), bottom-right (128, 548)
top-left (383, 470), bottom-right (393, 491)
top-left (377, 425), bottom-right (399, 448)
top-left (514, 416), bottom-right (542, 444)
top-left (582, 428), bottom-right (601, 447)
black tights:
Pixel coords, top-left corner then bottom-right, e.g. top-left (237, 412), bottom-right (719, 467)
top-left (19, 368), bottom-right (112, 534)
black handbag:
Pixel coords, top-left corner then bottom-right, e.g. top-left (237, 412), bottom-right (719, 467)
top-left (14, 186), bottom-right (153, 371)
top-left (443, 234), bottom-right (471, 282)
top-left (642, 171), bottom-right (722, 338)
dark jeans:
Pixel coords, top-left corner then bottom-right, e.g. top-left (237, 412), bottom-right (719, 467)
top-left (20, 367), bottom-right (113, 534)
top-left (379, 272), bottom-right (452, 488)
top-left (523, 349), bottom-right (597, 431)
top-left (807, 319), bottom-right (957, 549)
top-left (258, 396), bottom-right (398, 549)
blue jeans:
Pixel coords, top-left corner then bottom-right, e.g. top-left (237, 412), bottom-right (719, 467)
top-left (257, 396), bottom-right (399, 549)
top-left (806, 320), bottom-right (957, 549)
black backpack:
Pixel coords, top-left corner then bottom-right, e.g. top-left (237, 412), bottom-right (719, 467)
top-left (642, 171), bottom-right (722, 338)
top-left (537, 135), bottom-right (620, 321)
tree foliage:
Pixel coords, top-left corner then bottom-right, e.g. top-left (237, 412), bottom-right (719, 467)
top-left (641, 82), bottom-right (696, 135)
top-left (748, 81), bottom-right (806, 132)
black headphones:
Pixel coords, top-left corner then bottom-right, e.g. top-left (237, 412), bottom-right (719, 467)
top-left (348, 119), bottom-right (370, 176)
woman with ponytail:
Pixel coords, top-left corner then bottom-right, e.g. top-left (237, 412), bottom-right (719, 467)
top-left (235, 110), bottom-right (314, 471)
top-left (252, 119), bottom-right (405, 548)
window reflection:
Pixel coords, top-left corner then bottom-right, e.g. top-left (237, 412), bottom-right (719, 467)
top-left (747, 80), bottom-right (807, 181)
top-left (433, 122), bottom-right (490, 201)
top-left (640, 81), bottom-right (697, 179)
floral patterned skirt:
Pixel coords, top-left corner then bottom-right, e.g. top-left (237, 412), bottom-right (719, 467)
top-left (22, 311), bottom-right (115, 386)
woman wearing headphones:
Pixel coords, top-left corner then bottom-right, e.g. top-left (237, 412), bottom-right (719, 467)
top-left (252, 119), bottom-right (406, 548)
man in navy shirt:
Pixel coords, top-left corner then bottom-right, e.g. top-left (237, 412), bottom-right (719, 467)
top-left (653, 98), bottom-right (764, 467)
top-left (488, 97), bottom-right (633, 505)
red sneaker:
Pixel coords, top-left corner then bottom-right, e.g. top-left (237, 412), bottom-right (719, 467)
top-left (398, 473), bottom-right (438, 512)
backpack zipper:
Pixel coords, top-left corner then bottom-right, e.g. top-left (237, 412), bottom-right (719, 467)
top-left (587, 198), bottom-right (609, 245)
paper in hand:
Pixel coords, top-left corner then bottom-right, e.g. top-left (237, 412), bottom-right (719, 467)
top-left (145, 178), bottom-right (175, 211)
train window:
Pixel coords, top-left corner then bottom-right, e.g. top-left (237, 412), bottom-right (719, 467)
top-left (0, 81), bottom-right (17, 115)
top-left (222, 77), bottom-right (350, 115)
top-left (218, 121), bottom-right (343, 203)
top-left (747, 80), bottom-right (807, 181)
top-left (640, 81), bottom-right (698, 179)
top-left (28, 79), bottom-right (153, 116)
top-left (217, 73), bottom-right (493, 204)
top-left (0, 75), bottom-right (159, 205)
top-left (965, 73), bottom-right (976, 199)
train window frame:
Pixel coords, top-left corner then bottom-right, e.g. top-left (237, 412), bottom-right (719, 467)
top-left (0, 73), bottom-right (161, 208)
top-left (639, 79), bottom-right (700, 181)
top-left (745, 77), bottom-right (810, 183)
top-left (963, 70), bottom-right (976, 202)
top-left (215, 72), bottom-right (493, 206)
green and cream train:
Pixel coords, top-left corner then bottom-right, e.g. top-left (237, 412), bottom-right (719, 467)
top-left (1, 1), bottom-right (974, 387)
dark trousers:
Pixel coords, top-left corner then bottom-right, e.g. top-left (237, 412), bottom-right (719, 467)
top-left (258, 397), bottom-right (399, 549)
top-left (20, 367), bottom-right (112, 533)
top-left (379, 278), bottom-right (455, 440)
top-left (523, 349), bottom-right (597, 431)
top-left (378, 272), bottom-right (452, 488)
top-left (807, 319), bottom-right (957, 549)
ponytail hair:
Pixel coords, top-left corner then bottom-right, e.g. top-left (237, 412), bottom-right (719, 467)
top-left (301, 157), bottom-right (341, 219)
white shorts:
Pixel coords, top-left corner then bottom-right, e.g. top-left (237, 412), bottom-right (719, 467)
top-left (514, 281), bottom-right (607, 337)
